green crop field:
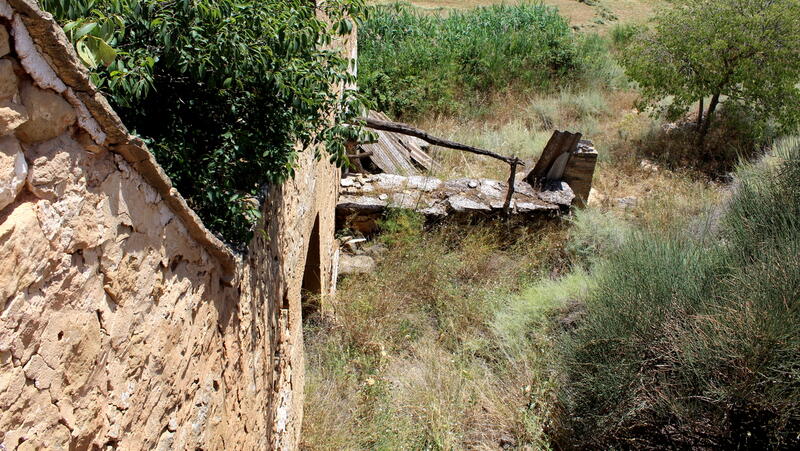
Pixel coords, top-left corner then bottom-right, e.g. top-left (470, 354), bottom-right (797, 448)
top-left (370, 0), bottom-right (664, 30)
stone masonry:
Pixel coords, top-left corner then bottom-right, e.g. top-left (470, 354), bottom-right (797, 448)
top-left (0, 1), bottom-right (342, 449)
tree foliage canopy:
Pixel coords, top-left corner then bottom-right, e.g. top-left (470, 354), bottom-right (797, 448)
top-left (42, 0), bottom-right (370, 245)
top-left (622, 0), bottom-right (800, 138)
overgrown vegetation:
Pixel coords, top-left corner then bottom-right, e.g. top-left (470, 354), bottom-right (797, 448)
top-left (302, 1), bottom-right (800, 448)
top-left (303, 215), bottom-right (572, 449)
top-left (43, 0), bottom-right (370, 244)
top-left (359, 2), bottom-right (584, 119)
top-left (554, 136), bottom-right (800, 448)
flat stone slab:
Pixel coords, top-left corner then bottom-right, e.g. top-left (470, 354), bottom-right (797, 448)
top-left (337, 173), bottom-right (573, 220)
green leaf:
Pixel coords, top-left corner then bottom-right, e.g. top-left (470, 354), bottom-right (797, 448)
top-left (94, 38), bottom-right (117, 67)
top-left (75, 39), bottom-right (99, 68)
top-left (74, 22), bottom-right (98, 40)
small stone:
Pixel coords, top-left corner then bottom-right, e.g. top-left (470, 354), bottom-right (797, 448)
top-left (419, 203), bottom-right (448, 217)
top-left (640, 159), bottom-right (659, 172)
top-left (406, 175), bottom-right (442, 192)
top-left (340, 177), bottom-right (355, 187)
top-left (0, 26), bottom-right (9, 58)
top-left (587, 188), bottom-right (606, 207)
top-left (516, 201), bottom-right (556, 213)
top-left (467, 180), bottom-right (479, 189)
top-left (338, 254), bottom-right (376, 275)
top-left (0, 59), bottom-right (18, 101)
top-left (15, 81), bottom-right (77, 143)
top-left (337, 195), bottom-right (387, 212)
top-left (447, 195), bottom-right (491, 212)
top-left (614, 196), bottom-right (638, 209)
top-left (477, 179), bottom-right (504, 198)
top-left (537, 182), bottom-right (575, 206)
top-left (378, 193), bottom-right (389, 201)
top-left (0, 101), bottom-right (28, 135)
top-left (372, 173), bottom-right (406, 190)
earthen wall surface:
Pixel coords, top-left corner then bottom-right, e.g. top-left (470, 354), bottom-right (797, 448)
top-left (0, 1), bottom-right (339, 449)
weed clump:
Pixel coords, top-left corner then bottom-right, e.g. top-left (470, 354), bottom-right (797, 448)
top-left (554, 136), bottom-right (800, 449)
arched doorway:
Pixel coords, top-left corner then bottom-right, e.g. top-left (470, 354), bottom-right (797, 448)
top-left (300, 214), bottom-right (322, 318)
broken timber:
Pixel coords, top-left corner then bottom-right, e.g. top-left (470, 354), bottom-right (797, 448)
top-left (356, 115), bottom-right (525, 212)
top-left (351, 111), bottom-right (439, 175)
top-left (523, 130), bottom-right (597, 206)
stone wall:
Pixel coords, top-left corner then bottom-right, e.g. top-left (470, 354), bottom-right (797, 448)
top-left (0, 1), bottom-right (340, 449)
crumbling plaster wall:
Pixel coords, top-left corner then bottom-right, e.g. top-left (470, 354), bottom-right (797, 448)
top-left (0, 1), bottom-right (339, 450)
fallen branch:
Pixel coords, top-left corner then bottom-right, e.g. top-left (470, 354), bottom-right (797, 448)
top-left (356, 116), bottom-right (525, 167)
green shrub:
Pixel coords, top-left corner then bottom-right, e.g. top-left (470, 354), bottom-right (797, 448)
top-left (609, 23), bottom-right (641, 49)
top-left (574, 33), bottom-right (629, 89)
top-left (565, 208), bottom-right (632, 266)
top-left (359, 2), bottom-right (578, 119)
top-left (554, 136), bottom-right (800, 448)
top-left (43, 0), bottom-right (370, 244)
top-left (492, 269), bottom-right (592, 355)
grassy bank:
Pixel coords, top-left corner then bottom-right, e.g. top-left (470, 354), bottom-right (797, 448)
top-left (554, 136), bottom-right (800, 449)
top-left (302, 216), bottom-right (571, 449)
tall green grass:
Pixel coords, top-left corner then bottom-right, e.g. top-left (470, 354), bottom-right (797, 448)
top-left (554, 136), bottom-right (800, 448)
top-left (359, 2), bottom-right (578, 119)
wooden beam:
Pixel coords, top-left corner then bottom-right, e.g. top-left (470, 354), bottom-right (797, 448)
top-left (346, 150), bottom-right (374, 159)
top-left (356, 116), bottom-right (524, 167)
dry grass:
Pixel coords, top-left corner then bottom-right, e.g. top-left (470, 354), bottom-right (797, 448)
top-left (415, 87), bottom-right (625, 179)
top-left (302, 217), bottom-right (571, 450)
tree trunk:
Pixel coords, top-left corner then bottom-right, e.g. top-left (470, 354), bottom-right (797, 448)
top-left (696, 98), bottom-right (704, 129)
top-left (698, 93), bottom-right (720, 148)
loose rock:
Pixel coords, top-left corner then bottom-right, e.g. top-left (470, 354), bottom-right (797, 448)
top-left (0, 101), bottom-right (28, 135)
top-left (614, 196), bottom-right (638, 209)
top-left (339, 254), bottom-right (376, 275)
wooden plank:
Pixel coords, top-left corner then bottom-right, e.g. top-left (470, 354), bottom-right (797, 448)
top-left (368, 111), bottom-right (439, 171)
top-left (562, 141), bottom-right (598, 207)
top-left (360, 111), bottom-right (419, 175)
top-left (372, 127), bottom-right (418, 175)
top-left (525, 130), bottom-right (582, 187)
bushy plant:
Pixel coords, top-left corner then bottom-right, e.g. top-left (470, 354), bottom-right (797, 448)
top-left (554, 136), bottom-right (800, 448)
top-left (622, 0), bottom-right (800, 145)
top-left (359, 2), bottom-right (578, 119)
top-left (609, 23), bottom-right (641, 49)
top-left (565, 208), bottom-right (631, 266)
top-left (42, 0), bottom-right (370, 244)
top-left (574, 33), bottom-right (628, 90)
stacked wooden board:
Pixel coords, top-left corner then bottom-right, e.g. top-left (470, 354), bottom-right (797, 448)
top-left (350, 111), bottom-right (439, 175)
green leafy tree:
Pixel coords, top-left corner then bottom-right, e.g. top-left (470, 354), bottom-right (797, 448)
top-left (622, 0), bottom-right (800, 145)
top-left (42, 0), bottom-right (370, 244)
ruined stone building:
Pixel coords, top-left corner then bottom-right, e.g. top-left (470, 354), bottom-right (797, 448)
top-left (0, 1), bottom-right (348, 449)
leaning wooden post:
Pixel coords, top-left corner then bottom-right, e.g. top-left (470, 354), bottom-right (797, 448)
top-left (503, 160), bottom-right (519, 213)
